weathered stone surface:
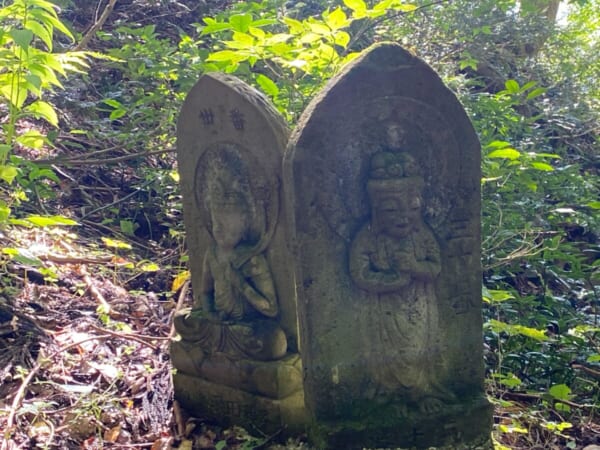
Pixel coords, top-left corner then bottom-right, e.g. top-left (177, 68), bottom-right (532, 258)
top-left (284, 43), bottom-right (492, 449)
top-left (173, 73), bottom-right (304, 431)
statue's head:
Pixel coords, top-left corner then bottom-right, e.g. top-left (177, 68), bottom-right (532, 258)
top-left (367, 151), bottom-right (423, 238)
top-left (206, 177), bottom-right (254, 250)
top-left (385, 123), bottom-right (407, 150)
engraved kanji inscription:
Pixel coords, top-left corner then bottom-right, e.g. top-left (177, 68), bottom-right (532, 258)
top-left (199, 108), bottom-right (214, 125)
top-left (230, 108), bottom-right (245, 130)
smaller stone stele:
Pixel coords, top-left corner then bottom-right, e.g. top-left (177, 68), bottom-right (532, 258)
top-left (172, 73), bottom-right (305, 435)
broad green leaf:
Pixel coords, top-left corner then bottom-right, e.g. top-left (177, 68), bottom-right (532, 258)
top-left (512, 324), bottom-right (548, 341)
top-left (488, 148), bottom-right (521, 160)
top-left (393, 3), bottom-right (418, 12)
top-left (308, 22), bottom-right (331, 35)
top-left (16, 130), bottom-right (46, 149)
top-left (26, 215), bottom-right (78, 227)
top-left (586, 354), bottom-right (600, 362)
top-left (109, 109), bottom-right (126, 120)
top-left (343, 0), bottom-right (367, 13)
top-left (530, 161), bottom-right (553, 171)
top-left (172, 270), bottom-right (190, 292)
top-left (229, 14), bottom-right (252, 33)
top-left (231, 31), bottom-right (254, 46)
top-left (25, 20), bottom-right (52, 50)
top-left (373, 0), bottom-right (394, 12)
top-left (0, 201), bottom-right (10, 222)
top-left (248, 26), bottom-right (265, 40)
top-left (250, 19), bottom-right (277, 27)
top-left (505, 79), bottom-right (520, 93)
top-left (10, 29), bottom-right (34, 50)
top-left (299, 32), bottom-right (321, 44)
top-left (103, 98), bottom-right (123, 108)
top-left (334, 31), bottom-right (350, 48)
top-left (326, 8), bottom-right (348, 30)
top-left (138, 262), bottom-right (160, 272)
top-left (101, 237), bottom-right (132, 250)
top-left (264, 33), bottom-right (292, 46)
top-left (201, 22), bottom-right (233, 35)
top-left (0, 81), bottom-right (28, 109)
top-left (486, 140), bottom-right (513, 149)
top-left (549, 384), bottom-right (571, 400)
top-left (2, 248), bottom-right (43, 266)
top-left (26, 100), bottom-right (58, 126)
top-left (29, 9), bottom-right (74, 41)
top-left (256, 73), bottom-right (279, 96)
top-left (587, 201), bottom-right (600, 210)
top-left (482, 288), bottom-right (514, 303)
top-left (206, 50), bottom-right (248, 63)
top-left (283, 17), bottom-right (304, 34)
top-left (0, 144), bottom-right (11, 159)
top-left (526, 87), bottom-right (546, 100)
top-left (543, 421), bottom-right (572, 432)
top-left (24, 74), bottom-right (42, 93)
top-left (0, 165), bottom-right (18, 184)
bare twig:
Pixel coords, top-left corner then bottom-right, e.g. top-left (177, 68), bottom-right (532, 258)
top-left (75, 0), bottom-right (119, 51)
top-left (80, 266), bottom-right (111, 313)
top-left (35, 148), bottom-right (175, 166)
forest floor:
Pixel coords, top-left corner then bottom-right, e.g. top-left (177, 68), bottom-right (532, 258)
top-left (1, 213), bottom-right (599, 449)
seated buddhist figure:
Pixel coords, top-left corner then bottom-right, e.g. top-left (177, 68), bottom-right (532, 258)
top-left (173, 177), bottom-right (287, 379)
top-left (350, 150), bottom-right (451, 414)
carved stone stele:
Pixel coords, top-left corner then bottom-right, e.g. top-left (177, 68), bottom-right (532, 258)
top-left (173, 73), bottom-right (305, 434)
top-left (284, 43), bottom-right (493, 449)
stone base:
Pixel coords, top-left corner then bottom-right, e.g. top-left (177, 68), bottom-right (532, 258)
top-left (309, 395), bottom-right (493, 450)
top-left (173, 372), bottom-right (307, 436)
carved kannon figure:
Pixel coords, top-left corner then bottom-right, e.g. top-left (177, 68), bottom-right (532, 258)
top-left (173, 162), bottom-right (287, 374)
top-left (350, 148), bottom-right (450, 413)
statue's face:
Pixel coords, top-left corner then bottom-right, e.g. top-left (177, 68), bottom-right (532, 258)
top-left (211, 208), bottom-right (246, 250)
top-left (373, 194), bottom-right (421, 238)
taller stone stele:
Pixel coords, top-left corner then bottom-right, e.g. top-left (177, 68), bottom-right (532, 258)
top-left (285, 43), bottom-right (492, 449)
top-left (172, 73), bottom-right (305, 433)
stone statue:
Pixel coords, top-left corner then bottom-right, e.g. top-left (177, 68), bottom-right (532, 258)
top-left (173, 164), bottom-right (287, 371)
top-left (350, 147), bottom-right (449, 413)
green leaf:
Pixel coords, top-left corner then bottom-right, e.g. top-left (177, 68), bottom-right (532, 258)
top-left (109, 109), bottom-right (126, 120)
top-left (206, 50), bottom-right (248, 63)
top-left (283, 17), bottom-right (304, 34)
top-left (326, 7), bottom-right (349, 30)
top-left (343, 0), bottom-right (367, 14)
top-left (229, 14), bottom-right (252, 33)
top-left (488, 148), bottom-right (521, 160)
top-left (2, 248), bottom-right (43, 266)
top-left (308, 22), bottom-right (331, 35)
top-left (25, 215), bottom-right (78, 227)
top-left (586, 354), bottom-right (600, 362)
top-left (586, 201), bottom-right (600, 210)
top-left (486, 140), bottom-right (513, 149)
top-left (255, 73), bottom-right (279, 96)
top-left (526, 87), bottom-right (546, 100)
top-left (101, 237), bottom-right (132, 250)
top-left (505, 79), bottom-right (520, 93)
top-left (0, 165), bottom-right (19, 184)
top-left (482, 288), bottom-right (514, 303)
top-left (530, 161), bottom-right (553, 171)
top-left (334, 30), bottom-right (350, 48)
top-left (25, 20), bottom-right (52, 50)
top-left (231, 31), bottom-right (254, 47)
top-left (549, 384), bottom-right (572, 400)
top-left (26, 100), bottom-right (59, 126)
top-left (10, 29), bottom-right (34, 50)
top-left (512, 324), bottom-right (548, 341)
top-left (0, 201), bottom-right (10, 222)
top-left (16, 130), bottom-right (46, 149)
top-left (201, 22), bottom-right (233, 35)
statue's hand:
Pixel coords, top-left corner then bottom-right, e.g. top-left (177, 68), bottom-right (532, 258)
top-left (392, 251), bottom-right (415, 270)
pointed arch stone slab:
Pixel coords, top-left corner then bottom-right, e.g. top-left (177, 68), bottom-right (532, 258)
top-left (285, 44), bottom-right (492, 448)
top-left (174, 73), bottom-right (305, 433)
